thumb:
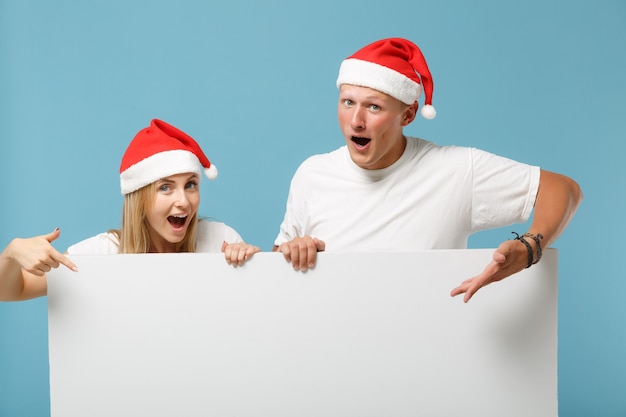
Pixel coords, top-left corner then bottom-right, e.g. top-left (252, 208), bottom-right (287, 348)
top-left (493, 250), bottom-right (506, 264)
top-left (221, 241), bottom-right (227, 253)
top-left (44, 227), bottom-right (61, 243)
top-left (493, 241), bottom-right (513, 264)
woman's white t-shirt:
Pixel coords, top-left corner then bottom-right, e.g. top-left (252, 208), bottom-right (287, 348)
top-left (67, 220), bottom-right (243, 255)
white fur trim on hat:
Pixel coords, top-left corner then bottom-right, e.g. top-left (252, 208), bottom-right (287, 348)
top-left (336, 58), bottom-right (422, 105)
top-left (120, 149), bottom-right (203, 195)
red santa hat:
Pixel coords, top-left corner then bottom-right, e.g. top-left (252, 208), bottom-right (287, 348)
top-left (119, 119), bottom-right (218, 195)
top-left (336, 37), bottom-right (436, 119)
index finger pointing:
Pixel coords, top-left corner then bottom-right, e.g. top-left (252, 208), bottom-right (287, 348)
top-left (57, 253), bottom-right (78, 272)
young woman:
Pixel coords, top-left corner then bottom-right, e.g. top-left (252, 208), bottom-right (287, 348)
top-left (0, 118), bottom-right (260, 301)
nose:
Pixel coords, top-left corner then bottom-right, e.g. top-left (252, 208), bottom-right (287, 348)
top-left (350, 106), bottom-right (365, 130)
top-left (173, 188), bottom-right (190, 208)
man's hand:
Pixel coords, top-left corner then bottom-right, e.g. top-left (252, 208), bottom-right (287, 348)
top-left (450, 239), bottom-right (531, 303)
top-left (273, 236), bottom-right (326, 272)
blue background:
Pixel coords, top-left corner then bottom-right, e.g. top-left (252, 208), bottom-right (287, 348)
top-left (1, 0), bottom-right (624, 415)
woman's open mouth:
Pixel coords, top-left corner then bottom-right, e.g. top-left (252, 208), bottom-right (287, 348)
top-left (167, 214), bottom-right (188, 229)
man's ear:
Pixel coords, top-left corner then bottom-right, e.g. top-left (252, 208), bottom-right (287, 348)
top-left (401, 102), bottom-right (419, 126)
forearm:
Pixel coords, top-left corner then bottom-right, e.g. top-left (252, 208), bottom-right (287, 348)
top-left (451, 170), bottom-right (581, 302)
top-left (527, 169), bottom-right (583, 248)
top-left (0, 239), bottom-right (49, 301)
top-left (0, 241), bottom-right (28, 301)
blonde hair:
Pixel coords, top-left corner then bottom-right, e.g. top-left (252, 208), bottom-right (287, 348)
top-left (110, 182), bottom-right (198, 253)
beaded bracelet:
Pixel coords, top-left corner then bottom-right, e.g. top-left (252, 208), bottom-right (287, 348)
top-left (522, 233), bottom-right (544, 264)
top-left (511, 232), bottom-right (533, 268)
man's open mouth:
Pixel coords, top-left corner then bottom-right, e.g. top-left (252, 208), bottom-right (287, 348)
top-left (351, 136), bottom-right (371, 146)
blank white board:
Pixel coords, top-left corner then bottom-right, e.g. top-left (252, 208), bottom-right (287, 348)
top-left (48, 250), bottom-right (558, 417)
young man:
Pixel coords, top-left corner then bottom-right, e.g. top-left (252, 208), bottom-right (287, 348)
top-left (273, 38), bottom-right (582, 302)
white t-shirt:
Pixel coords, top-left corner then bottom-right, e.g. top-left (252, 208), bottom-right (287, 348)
top-left (67, 219), bottom-right (243, 255)
top-left (274, 137), bottom-right (540, 251)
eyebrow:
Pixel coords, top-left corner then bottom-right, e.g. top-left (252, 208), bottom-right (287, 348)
top-left (340, 91), bottom-right (388, 102)
top-left (158, 173), bottom-right (199, 183)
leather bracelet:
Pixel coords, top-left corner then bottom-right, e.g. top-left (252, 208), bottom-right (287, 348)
top-left (512, 232), bottom-right (533, 268)
top-left (522, 233), bottom-right (544, 264)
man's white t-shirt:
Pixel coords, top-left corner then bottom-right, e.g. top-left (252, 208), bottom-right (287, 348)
top-left (275, 137), bottom-right (540, 251)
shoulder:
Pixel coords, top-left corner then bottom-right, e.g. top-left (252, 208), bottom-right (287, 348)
top-left (66, 232), bottom-right (120, 255)
top-left (403, 136), bottom-right (459, 159)
top-left (196, 219), bottom-right (243, 252)
top-left (296, 147), bottom-right (346, 173)
top-left (290, 147), bottom-right (349, 186)
top-left (403, 137), bottom-right (471, 167)
top-left (467, 146), bottom-right (538, 172)
top-left (197, 219), bottom-right (240, 236)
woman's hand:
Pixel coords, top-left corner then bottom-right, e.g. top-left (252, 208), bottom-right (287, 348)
top-left (4, 228), bottom-right (77, 276)
top-left (0, 228), bottom-right (77, 301)
top-left (221, 241), bottom-right (261, 267)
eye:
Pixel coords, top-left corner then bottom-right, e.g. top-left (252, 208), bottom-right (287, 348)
top-left (158, 184), bottom-right (171, 192)
top-left (369, 104), bottom-right (381, 111)
top-left (342, 99), bottom-right (354, 106)
top-left (185, 181), bottom-right (198, 190)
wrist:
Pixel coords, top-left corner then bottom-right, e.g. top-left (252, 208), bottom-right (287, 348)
top-left (522, 233), bottom-right (544, 265)
top-left (1, 239), bottom-right (18, 261)
top-left (511, 232), bottom-right (544, 268)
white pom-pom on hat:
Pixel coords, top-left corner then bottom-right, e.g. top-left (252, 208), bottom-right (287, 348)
top-left (420, 104), bottom-right (437, 120)
top-left (205, 164), bottom-right (218, 180)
